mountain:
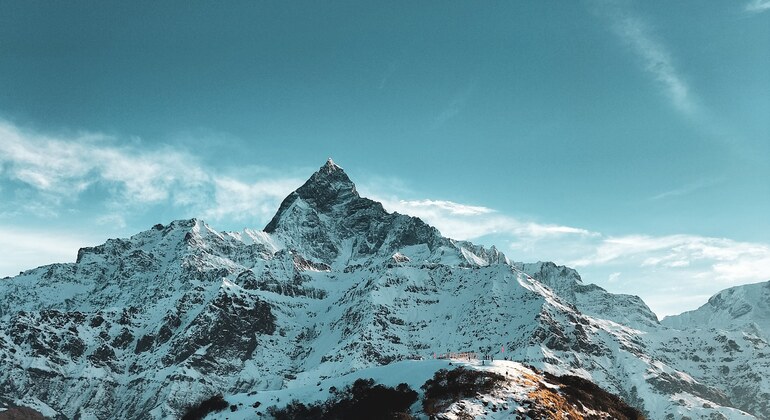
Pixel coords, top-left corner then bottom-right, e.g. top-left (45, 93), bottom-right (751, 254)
top-left (663, 281), bottom-right (770, 336)
top-left (658, 281), bottom-right (770, 418)
top-left (0, 160), bottom-right (765, 419)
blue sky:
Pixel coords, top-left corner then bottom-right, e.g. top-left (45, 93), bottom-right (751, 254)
top-left (0, 0), bottom-right (768, 317)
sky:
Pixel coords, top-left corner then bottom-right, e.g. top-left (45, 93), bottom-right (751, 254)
top-left (0, 0), bottom-right (768, 317)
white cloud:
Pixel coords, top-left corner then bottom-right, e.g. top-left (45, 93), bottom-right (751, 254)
top-left (0, 121), bottom-right (210, 206)
top-left (201, 176), bottom-right (302, 223)
top-left (608, 272), bottom-right (621, 283)
top-left (396, 200), bottom-right (495, 216)
top-left (375, 196), bottom-right (595, 242)
top-left (566, 233), bottom-right (770, 316)
top-left (746, 0), bottom-right (770, 13)
top-left (380, 197), bottom-right (770, 296)
top-left (95, 213), bottom-right (127, 229)
top-left (378, 61), bottom-right (398, 90)
top-left (0, 119), bottom-right (306, 277)
top-left (0, 120), bottom-right (300, 224)
top-left (569, 234), bottom-right (770, 286)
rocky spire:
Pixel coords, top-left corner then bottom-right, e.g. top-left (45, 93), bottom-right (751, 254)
top-left (263, 159), bottom-right (449, 266)
top-left (264, 159), bottom-right (359, 232)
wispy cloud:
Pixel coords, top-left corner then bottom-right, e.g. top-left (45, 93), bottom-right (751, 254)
top-left (567, 233), bottom-right (770, 315)
top-left (568, 234), bottom-right (770, 272)
top-left (396, 200), bottom-right (495, 216)
top-left (0, 120), bottom-right (300, 224)
top-left (374, 196), bottom-right (596, 242)
top-left (201, 176), bottom-right (304, 224)
top-left (95, 213), bottom-right (127, 229)
top-left (745, 0), bottom-right (770, 13)
top-left (382, 196), bottom-right (770, 291)
top-left (0, 121), bottom-right (209, 207)
top-left (594, 1), bottom-right (698, 117)
top-left (650, 178), bottom-right (721, 201)
top-left (607, 272), bottom-right (622, 283)
top-left (432, 82), bottom-right (476, 128)
top-left (378, 61), bottom-right (399, 90)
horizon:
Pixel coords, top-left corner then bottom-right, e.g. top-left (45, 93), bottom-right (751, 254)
top-left (1, 1), bottom-right (768, 317)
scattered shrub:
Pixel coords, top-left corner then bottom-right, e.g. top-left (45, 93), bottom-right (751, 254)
top-left (267, 400), bottom-right (324, 420)
top-left (421, 367), bottom-right (505, 416)
top-left (267, 378), bottom-right (418, 420)
top-left (180, 395), bottom-right (229, 420)
top-left (0, 406), bottom-right (46, 419)
top-left (326, 379), bottom-right (417, 419)
top-left (542, 373), bottom-right (646, 420)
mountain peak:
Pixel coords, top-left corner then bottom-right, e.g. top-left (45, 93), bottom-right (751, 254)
top-left (264, 160), bottom-right (359, 232)
top-left (263, 160), bottom-right (449, 264)
top-left (296, 159), bottom-right (358, 207)
top-left (323, 157), bottom-right (341, 172)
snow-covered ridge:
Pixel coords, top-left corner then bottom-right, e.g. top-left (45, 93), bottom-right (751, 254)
top-left (0, 160), bottom-right (766, 419)
top-left (208, 359), bottom-right (648, 420)
top-left (663, 280), bottom-right (770, 333)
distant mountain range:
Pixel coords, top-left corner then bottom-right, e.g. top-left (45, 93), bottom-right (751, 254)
top-left (1, 159), bottom-right (766, 419)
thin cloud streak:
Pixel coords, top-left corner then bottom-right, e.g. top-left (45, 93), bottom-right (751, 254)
top-left (397, 199), bottom-right (495, 216)
top-left (378, 61), bottom-right (398, 90)
top-left (567, 233), bottom-right (770, 315)
top-left (650, 178), bottom-right (721, 201)
top-left (745, 0), bottom-right (770, 13)
top-left (595, 1), bottom-right (698, 117)
top-left (375, 196), bottom-right (596, 241)
top-left (202, 176), bottom-right (304, 223)
top-left (432, 82), bottom-right (476, 129)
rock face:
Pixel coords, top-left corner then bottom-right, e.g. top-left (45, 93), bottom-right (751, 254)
top-left (0, 160), bottom-right (765, 419)
top-left (264, 158), bottom-right (452, 265)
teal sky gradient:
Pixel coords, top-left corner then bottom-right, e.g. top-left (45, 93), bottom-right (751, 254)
top-left (0, 1), bottom-right (768, 316)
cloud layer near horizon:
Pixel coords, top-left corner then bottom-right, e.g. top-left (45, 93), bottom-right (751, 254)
top-left (1, 119), bottom-right (769, 317)
top-left (374, 197), bottom-right (770, 317)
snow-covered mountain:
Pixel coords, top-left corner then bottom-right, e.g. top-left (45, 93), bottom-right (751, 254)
top-left (0, 159), bottom-right (766, 419)
top-left (658, 282), bottom-right (770, 418)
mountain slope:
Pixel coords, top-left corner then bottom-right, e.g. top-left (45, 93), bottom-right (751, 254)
top-left (0, 160), bottom-right (763, 419)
